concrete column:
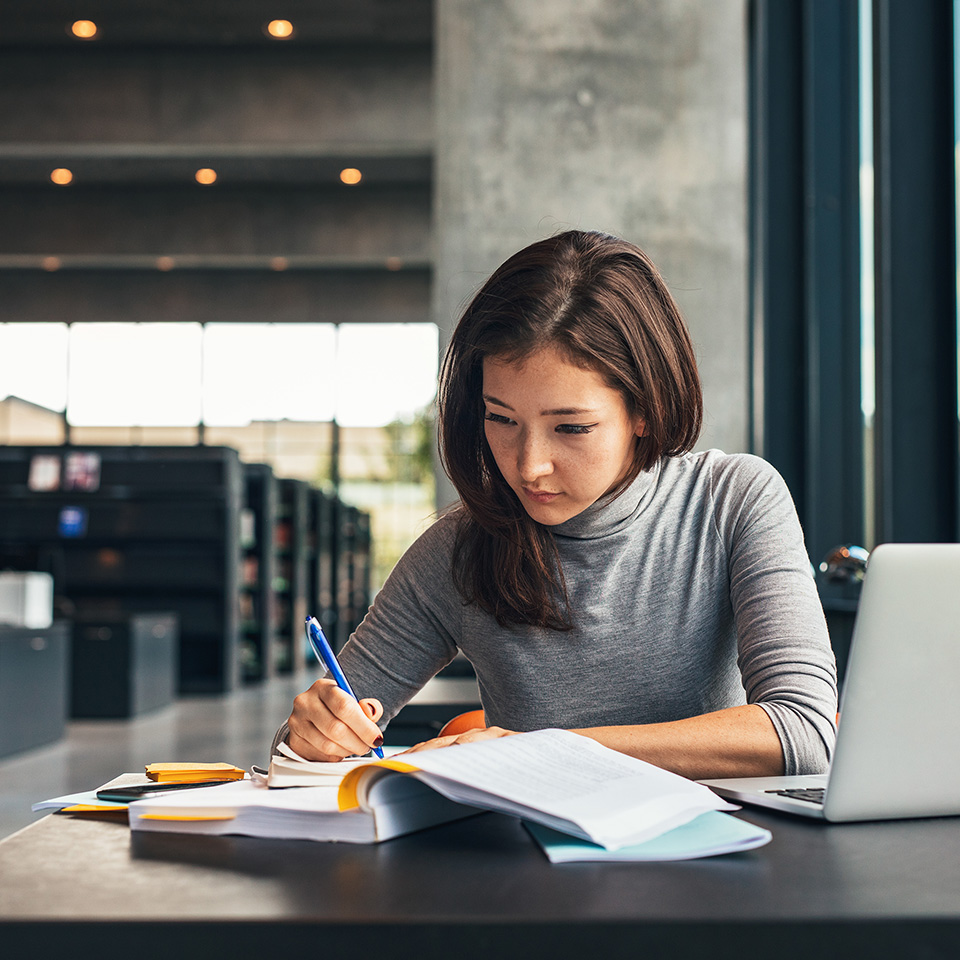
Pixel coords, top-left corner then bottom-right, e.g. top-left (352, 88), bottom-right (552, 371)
top-left (433, 0), bottom-right (749, 509)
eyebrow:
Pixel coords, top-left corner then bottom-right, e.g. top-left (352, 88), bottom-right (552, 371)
top-left (482, 394), bottom-right (598, 417)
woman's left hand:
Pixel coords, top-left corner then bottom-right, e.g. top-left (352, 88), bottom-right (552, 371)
top-left (401, 726), bottom-right (516, 753)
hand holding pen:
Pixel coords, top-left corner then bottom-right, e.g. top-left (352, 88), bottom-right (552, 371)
top-left (303, 616), bottom-right (385, 760)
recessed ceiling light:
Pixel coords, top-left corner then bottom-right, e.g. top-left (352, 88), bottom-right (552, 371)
top-left (70, 20), bottom-right (98, 39)
top-left (266, 20), bottom-right (294, 39)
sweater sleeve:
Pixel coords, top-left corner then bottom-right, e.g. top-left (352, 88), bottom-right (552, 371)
top-left (269, 514), bottom-right (463, 754)
top-left (337, 514), bottom-right (463, 721)
top-left (712, 455), bottom-right (838, 775)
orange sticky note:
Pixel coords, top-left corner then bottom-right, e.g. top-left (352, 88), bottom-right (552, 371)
top-left (145, 762), bottom-right (245, 782)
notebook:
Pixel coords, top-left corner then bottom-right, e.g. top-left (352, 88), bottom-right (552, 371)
top-left (700, 542), bottom-right (960, 822)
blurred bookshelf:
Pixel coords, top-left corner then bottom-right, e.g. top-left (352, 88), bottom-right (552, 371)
top-left (0, 445), bottom-right (242, 693)
top-left (0, 444), bottom-right (375, 702)
top-left (275, 478), bottom-right (310, 675)
top-left (240, 462), bottom-right (278, 683)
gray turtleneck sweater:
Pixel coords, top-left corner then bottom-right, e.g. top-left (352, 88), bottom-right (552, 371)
top-left (274, 450), bottom-right (839, 775)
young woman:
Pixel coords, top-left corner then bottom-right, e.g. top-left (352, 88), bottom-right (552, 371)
top-left (275, 230), bottom-right (838, 780)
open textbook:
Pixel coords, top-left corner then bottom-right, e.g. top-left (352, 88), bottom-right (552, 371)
top-left (129, 729), bottom-right (740, 850)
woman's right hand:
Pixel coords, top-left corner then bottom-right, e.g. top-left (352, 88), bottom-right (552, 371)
top-left (285, 678), bottom-right (385, 762)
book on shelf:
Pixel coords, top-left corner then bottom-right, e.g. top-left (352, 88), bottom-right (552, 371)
top-left (127, 728), bottom-right (742, 852)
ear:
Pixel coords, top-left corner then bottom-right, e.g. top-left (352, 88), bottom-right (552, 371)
top-left (633, 418), bottom-right (647, 438)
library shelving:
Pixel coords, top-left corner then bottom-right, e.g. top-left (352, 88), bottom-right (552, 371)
top-left (304, 490), bottom-right (373, 657)
top-left (331, 502), bottom-right (373, 652)
top-left (275, 477), bottom-right (310, 675)
top-left (343, 505), bottom-right (372, 644)
top-left (306, 488), bottom-right (337, 667)
top-left (0, 445), bottom-right (242, 694)
top-left (240, 462), bottom-right (278, 683)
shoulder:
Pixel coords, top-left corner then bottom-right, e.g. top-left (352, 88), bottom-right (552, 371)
top-left (664, 449), bottom-right (790, 503)
top-left (684, 451), bottom-right (802, 549)
top-left (659, 450), bottom-right (798, 539)
top-left (385, 507), bottom-right (462, 585)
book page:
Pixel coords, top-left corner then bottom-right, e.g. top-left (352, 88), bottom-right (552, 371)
top-left (411, 730), bottom-right (644, 800)
top-left (385, 729), bottom-right (734, 849)
top-left (405, 729), bottom-right (693, 800)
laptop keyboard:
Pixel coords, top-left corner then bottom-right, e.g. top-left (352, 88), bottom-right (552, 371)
top-left (764, 787), bottom-right (825, 805)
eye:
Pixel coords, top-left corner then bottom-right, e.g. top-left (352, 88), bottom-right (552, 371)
top-left (556, 423), bottom-right (596, 435)
top-left (484, 412), bottom-right (515, 426)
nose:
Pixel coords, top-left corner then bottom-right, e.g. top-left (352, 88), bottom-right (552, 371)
top-left (516, 429), bottom-right (554, 482)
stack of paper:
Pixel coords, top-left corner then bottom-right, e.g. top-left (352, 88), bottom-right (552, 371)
top-left (32, 773), bottom-right (150, 814)
top-left (128, 777), bottom-right (472, 842)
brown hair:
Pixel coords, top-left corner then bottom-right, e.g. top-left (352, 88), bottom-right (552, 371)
top-left (438, 230), bottom-right (702, 630)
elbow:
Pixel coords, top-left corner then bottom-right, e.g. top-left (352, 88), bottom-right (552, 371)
top-left (759, 701), bottom-right (837, 777)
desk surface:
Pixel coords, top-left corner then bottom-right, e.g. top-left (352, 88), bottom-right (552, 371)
top-left (2, 807), bottom-right (959, 959)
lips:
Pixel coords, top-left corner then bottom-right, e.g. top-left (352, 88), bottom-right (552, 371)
top-left (522, 487), bottom-right (560, 503)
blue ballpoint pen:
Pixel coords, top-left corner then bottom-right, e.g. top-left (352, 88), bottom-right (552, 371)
top-left (305, 616), bottom-right (384, 759)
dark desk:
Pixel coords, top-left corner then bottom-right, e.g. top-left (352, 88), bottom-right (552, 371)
top-left (2, 807), bottom-right (959, 959)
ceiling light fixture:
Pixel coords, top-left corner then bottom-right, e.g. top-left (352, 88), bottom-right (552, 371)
top-left (266, 20), bottom-right (294, 39)
top-left (70, 20), bottom-right (98, 39)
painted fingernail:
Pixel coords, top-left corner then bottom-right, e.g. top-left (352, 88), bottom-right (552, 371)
top-left (373, 736), bottom-right (384, 748)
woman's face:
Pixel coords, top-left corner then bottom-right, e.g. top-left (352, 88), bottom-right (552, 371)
top-left (482, 346), bottom-right (645, 526)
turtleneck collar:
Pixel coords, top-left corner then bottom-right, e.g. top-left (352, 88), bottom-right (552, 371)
top-left (550, 460), bottom-right (662, 540)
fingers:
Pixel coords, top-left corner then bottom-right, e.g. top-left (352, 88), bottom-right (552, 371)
top-left (286, 728), bottom-right (350, 763)
top-left (286, 679), bottom-right (384, 761)
top-left (360, 698), bottom-right (384, 724)
top-left (400, 734), bottom-right (461, 754)
top-left (401, 726), bottom-right (516, 754)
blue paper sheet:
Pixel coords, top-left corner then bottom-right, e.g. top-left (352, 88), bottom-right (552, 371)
top-left (525, 811), bottom-right (771, 862)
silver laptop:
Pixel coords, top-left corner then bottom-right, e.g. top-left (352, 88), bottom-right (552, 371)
top-left (700, 542), bottom-right (960, 821)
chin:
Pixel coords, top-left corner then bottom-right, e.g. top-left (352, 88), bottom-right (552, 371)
top-left (522, 501), bottom-right (583, 526)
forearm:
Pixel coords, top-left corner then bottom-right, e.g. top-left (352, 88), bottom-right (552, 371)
top-left (571, 704), bottom-right (785, 780)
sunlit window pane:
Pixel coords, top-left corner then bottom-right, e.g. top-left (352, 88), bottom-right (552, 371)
top-left (67, 323), bottom-right (202, 426)
top-left (0, 323), bottom-right (69, 412)
top-left (335, 323), bottom-right (438, 427)
top-left (202, 323), bottom-right (337, 426)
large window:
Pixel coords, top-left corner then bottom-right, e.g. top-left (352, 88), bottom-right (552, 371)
top-left (750, 0), bottom-right (957, 677)
top-left (0, 320), bottom-right (440, 589)
top-left (750, 0), bottom-right (957, 556)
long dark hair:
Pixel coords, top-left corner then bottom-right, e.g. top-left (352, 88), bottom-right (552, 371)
top-left (437, 230), bottom-right (703, 630)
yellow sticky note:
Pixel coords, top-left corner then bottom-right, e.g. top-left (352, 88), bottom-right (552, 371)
top-left (138, 814), bottom-right (237, 822)
top-left (145, 762), bottom-right (245, 782)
